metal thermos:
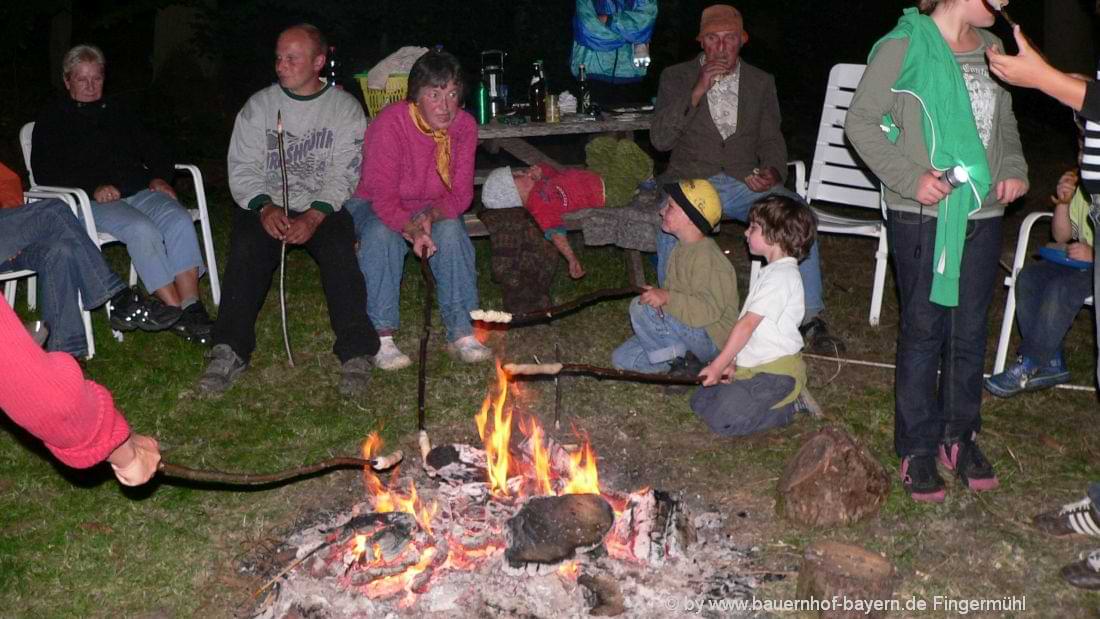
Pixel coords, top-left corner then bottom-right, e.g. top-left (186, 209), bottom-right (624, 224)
top-left (480, 50), bottom-right (506, 119)
top-left (475, 78), bottom-right (491, 125)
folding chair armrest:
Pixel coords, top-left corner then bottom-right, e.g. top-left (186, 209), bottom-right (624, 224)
top-left (26, 185), bottom-right (98, 244)
top-left (787, 160), bottom-right (807, 200)
top-left (1009, 212), bottom-right (1053, 276)
top-left (174, 164), bottom-right (211, 221)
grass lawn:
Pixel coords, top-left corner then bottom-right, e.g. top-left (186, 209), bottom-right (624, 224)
top-left (2, 158), bottom-right (1099, 616)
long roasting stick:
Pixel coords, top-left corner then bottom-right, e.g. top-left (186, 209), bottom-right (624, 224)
top-left (158, 451), bottom-right (403, 486)
top-left (471, 286), bottom-right (643, 326)
top-left (504, 362), bottom-right (702, 385)
top-left (276, 111), bottom-right (295, 367)
top-left (417, 252), bottom-right (435, 432)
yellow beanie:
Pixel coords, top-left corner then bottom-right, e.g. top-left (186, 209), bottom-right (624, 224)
top-left (664, 179), bottom-right (722, 233)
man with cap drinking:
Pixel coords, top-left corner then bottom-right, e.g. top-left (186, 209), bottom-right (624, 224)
top-left (650, 4), bottom-right (845, 354)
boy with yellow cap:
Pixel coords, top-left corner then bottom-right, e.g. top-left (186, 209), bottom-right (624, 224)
top-left (611, 179), bottom-right (739, 376)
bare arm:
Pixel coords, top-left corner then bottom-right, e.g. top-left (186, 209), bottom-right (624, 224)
top-left (698, 312), bottom-right (763, 386)
top-left (987, 26), bottom-right (1087, 111)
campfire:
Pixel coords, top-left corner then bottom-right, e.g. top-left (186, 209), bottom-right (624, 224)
top-left (254, 365), bottom-right (771, 617)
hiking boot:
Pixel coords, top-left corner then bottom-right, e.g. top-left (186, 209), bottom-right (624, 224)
top-left (373, 336), bottom-right (412, 370)
top-left (664, 353), bottom-right (704, 394)
top-left (800, 317), bottom-right (847, 355)
top-left (984, 355), bottom-right (1070, 397)
top-left (196, 344), bottom-right (247, 397)
top-left (939, 433), bottom-right (999, 492)
top-left (900, 454), bottom-right (945, 503)
top-left (1061, 549), bottom-right (1100, 590)
top-left (1033, 497), bottom-right (1100, 537)
top-left (339, 356), bottom-right (374, 397)
top-left (171, 301), bottom-right (214, 347)
top-left (109, 288), bottom-right (182, 332)
top-left (447, 335), bottom-right (493, 363)
top-left (24, 320), bottom-right (49, 348)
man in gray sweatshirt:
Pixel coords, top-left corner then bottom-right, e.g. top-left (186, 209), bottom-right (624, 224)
top-left (196, 24), bottom-right (379, 398)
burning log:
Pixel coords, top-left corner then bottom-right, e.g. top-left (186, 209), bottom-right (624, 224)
top-left (604, 488), bottom-right (692, 566)
top-left (505, 494), bottom-right (614, 567)
top-left (776, 426), bottom-right (890, 528)
top-left (470, 287), bottom-right (643, 327)
top-left (423, 444), bottom-right (489, 484)
top-left (796, 541), bottom-right (895, 619)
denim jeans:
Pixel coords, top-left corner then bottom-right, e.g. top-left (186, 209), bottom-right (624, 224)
top-left (656, 173), bottom-right (825, 321)
top-left (887, 210), bottom-right (1002, 457)
top-left (213, 207), bottom-right (379, 364)
top-left (0, 199), bottom-right (126, 356)
top-left (1014, 259), bottom-right (1093, 365)
top-left (690, 373), bottom-right (797, 437)
top-left (611, 297), bottom-right (720, 373)
top-left (346, 198), bottom-right (479, 342)
top-left (88, 189), bottom-right (205, 292)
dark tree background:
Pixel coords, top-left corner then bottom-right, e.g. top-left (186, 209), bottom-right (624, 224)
top-left (0, 0), bottom-right (1096, 174)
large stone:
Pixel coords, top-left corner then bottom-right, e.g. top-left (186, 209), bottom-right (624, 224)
top-left (777, 426), bottom-right (890, 527)
top-left (505, 494), bottom-right (614, 566)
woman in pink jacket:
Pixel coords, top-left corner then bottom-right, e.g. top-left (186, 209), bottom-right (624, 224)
top-left (347, 50), bottom-right (491, 370)
top-left (0, 296), bottom-right (160, 486)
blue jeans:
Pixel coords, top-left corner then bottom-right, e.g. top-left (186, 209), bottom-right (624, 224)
top-left (346, 198), bottom-right (479, 342)
top-left (656, 173), bottom-right (825, 320)
top-left (0, 199), bottom-right (126, 356)
top-left (88, 189), bottom-right (204, 292)
top-left (611, 297), bottom-right (719, 373)
top-left (1015, 259), bottom-right (1093, 365)
top-left (690, 373), bottom-right (797, 437)
top-left (888, 211), bottom-right (1002, 457)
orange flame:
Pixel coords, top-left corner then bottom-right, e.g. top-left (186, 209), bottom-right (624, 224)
top-left (562, 438), bottom-right (600, 495)
top-left (359, 432), bottom-right (436, 534)
top-left (557, 560), bottom-right (580, 580)
top-left (525, 416), bottom-right (554, 496)
top-left (479, 364), bottom-right (513, 496)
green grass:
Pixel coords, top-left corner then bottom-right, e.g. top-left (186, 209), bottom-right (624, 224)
top-left (3, 180), bottom-right (1100, 615)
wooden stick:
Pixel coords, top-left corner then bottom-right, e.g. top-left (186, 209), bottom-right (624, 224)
top-left (276, 111), bottom-right (295, 368)
top-left (417, 252), bottom-right (435, 432)
top-left (159, 457), bottom-right (375, 486)
top-left (554, 343), bottom-right (563, 430)
top-left (504, 362), bottom-right (702, 385)
top-left (471, 286), bottom-right (643, 326)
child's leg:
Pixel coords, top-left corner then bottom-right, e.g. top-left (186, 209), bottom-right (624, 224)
top-left (689, 373), bottom-right (796, 437)
top-left (624, 297), bottom-right (715, 372)
top-left (1016, 261), bottom-right (1093, 365)
top-left (611, 335), bottom-right (666, 373)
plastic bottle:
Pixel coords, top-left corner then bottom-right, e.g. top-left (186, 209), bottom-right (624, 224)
top-left (476, 78), bottom-right (491, 125)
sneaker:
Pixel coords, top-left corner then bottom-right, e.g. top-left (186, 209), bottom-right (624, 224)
top-left (172, 302), bottom-right (214, 346)
top-left (339, 356), bottom-right (374, 397)
top-left (196, 344), bottom-right (247, 396)
top-left (373, 336), bottom-right (412, 370)
top-left (939, 433), bottom-right (999, 492)
top-left (447, 335), bottom-right (493, 363)
top-left (1061, 549), bottom-right (1100, 590)
top-left (664, 353), bottom-right (704, 394)
top-left (1033, 497), bottom-right (1100, 537)
top-left (900, 454), bottom-right (946, 503)
top-left (984, 355), bottom-right (1070, 397)
top-left (800, 317), bottom-right (847, 355)
top-left (110, 288), bottom-right (182, 332)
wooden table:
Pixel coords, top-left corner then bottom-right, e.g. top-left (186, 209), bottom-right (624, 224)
top-left (477, 113), bottom-right (652, 168)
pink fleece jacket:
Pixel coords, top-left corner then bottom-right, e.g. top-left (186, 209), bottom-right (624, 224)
top-left (0, 297), bottom-right (130, 469)
top-left (354, 101), bottom-right (477, 232)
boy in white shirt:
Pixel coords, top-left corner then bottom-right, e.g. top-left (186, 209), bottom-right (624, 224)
top-left (694, 195), bottom-right (816, 436)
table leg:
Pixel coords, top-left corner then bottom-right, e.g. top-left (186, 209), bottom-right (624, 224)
top-left (625, 249), bottom-right (646, 288)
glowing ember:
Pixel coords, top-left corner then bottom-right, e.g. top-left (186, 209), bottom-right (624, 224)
top-left (558, 560), bottom-right (580, 580)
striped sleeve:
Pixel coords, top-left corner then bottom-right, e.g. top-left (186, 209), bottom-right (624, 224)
top-left (1079, 65), bottom-right (1100, 197)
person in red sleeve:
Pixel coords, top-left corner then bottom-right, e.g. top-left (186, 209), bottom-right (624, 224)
top-left (481, 164), bottom-right (607, 279)
top-left (0, 295), bottom-right (160, 486)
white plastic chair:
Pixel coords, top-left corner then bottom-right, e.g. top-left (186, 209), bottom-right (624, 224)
top-left (802, 63), bottom-right (889, 326)
top-left (992, 211), bottom-right (1094, 373)
top-left (19, 122), bottom-right (221, 309)
top-left (1, 191), bottom-right (98, 358)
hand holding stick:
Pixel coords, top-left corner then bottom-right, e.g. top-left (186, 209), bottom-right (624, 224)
top-left (471, 286), bottom-right (643, 326)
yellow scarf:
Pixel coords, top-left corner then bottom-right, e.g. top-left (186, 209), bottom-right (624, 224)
top-left (409, 103), bottom-right (452, 191)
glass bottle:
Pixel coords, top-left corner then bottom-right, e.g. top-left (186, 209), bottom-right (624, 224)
top-left (529, 60), bottom-right (546, 122)
top-left (578, 63), bottom-right (591, 115)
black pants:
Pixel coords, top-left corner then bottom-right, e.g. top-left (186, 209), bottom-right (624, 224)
top-left (213, 208), bottom-right (379, 363)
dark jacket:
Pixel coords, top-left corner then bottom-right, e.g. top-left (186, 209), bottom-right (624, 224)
top-left (650, 55), bottom-right (788, 184)
top-left (32, 97), bottom-right (174, 197)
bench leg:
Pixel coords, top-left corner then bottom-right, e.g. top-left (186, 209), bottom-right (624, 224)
top-left (625, 249), bottom-right (646, 288)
